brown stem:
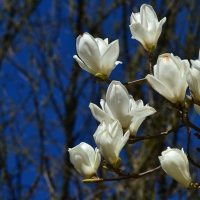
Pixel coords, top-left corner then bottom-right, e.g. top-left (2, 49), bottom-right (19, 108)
top-left (178, 105), bottom-right (200, 169)
top-left (129, 124), bottom-right (184, 144)
top-left (149, 52), bottom-right (154, 75)
top-left (189, 121), bottom-right (200, 132)
top-left (91, 166), bottom-right (161, 183)
top-left (122, 78), bottom-right (146, 86)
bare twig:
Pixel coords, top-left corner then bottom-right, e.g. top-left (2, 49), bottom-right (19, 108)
top-left (122, 78), bottom-right (146, 86)
top-left (129, 124), bottom-right (184, 144)
top-left (149, 52), bottom-right (154, 75)
top-left (189, 122), bottom-right (200, 133)
top-left (88, 166), bottom-right (161, 183)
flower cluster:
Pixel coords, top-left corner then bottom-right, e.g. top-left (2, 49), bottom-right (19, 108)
top-left (68, 3), bottom-right (197, 188)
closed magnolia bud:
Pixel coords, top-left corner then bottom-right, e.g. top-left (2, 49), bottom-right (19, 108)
top-left (68, 142), bottom-right (101, 178)
top-left (159, 147), bottom-right (192, 188)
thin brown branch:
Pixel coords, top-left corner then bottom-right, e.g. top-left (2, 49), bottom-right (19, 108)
top-left (149, 52), bottom-right (154, 75)
top-left (89, 166), bottom-right (161, 183)
top-left (189, 121), bottom-right (200, 132)
top-left (129, 124), bottom-right (184, 144)
top-left (187, 154), bottom-right (200, 169)
top-left (44, 171), bottom-right (59, 199)
top-left (122, 78), bottom-right (146, 86)
top-left (179, 107), bottom-right (200, 169)
top-left (25, 173), bottom-right (41, 200)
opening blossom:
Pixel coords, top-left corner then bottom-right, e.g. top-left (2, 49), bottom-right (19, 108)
top-left (93, 120), bottom-right (130, 168)
top-left (159, 147), bottom-right (192, 188)
top-left (68, 142), bottom-right (101, 179)
top-left (73, 32), bottom-right (121, 78)
top-left (129, 4), bottom-right (166, 52)
top-left (89, 81), bottom-right (156, 135)
top-left (146, 53), bottom-right (189, 103)
top-left (186, 50), bottom-right (200, 114)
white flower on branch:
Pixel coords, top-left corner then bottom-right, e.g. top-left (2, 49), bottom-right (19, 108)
top-left (73, 32), bottom-right (121, 78)
top-left (68, 142), bottom-right (101, 178)
top-left (93, 120), bottom-right (129, 169)
top-left (89, 81), bottom-right (156, 135)
top-left (159, 147), bottom-right (192, 188)
top-left (187, 50), bottom-right (200, 114)
top-left (146, 53), bottom-right (189, 103)
top-left (129, 4), bottom-right (166, 52)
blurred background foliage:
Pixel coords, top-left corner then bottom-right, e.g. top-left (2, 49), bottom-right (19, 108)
top-left (0, 0), bottom-right (200, 199)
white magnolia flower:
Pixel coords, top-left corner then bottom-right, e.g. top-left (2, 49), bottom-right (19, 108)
top-left (68, 142), bottom-right (101, 178)
top-left (146, 53), bottom-right (189, 103)
top-left (159, 147), bottom-right (192, 188)
top-left (73, 32), bottom-right (121, 77)
top-left (93, 120), bottom-right (129, 167)
top-left (187, 50), bottom-right (200, 114)
top-left (89, 81), bottom-right (156, 135)
top-left (129, 4), bottom-right (166, 52)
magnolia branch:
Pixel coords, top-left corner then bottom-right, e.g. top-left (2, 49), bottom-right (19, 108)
top-left (84, 166), bottom-right (161, 183)
top-left (128, 124), bottom-right (184, 144)
top-left (178, 105), bottom-right (200, 169)
top-left (189, 122), bottom-right (200, 132)
top-left (122, 78), bottom-right (146, 86)
top-left (94, 76), bottom-right (146, 86)
top-left (149, 51), bottom-right (154, 75)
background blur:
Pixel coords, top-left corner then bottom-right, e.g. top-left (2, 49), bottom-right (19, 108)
top-left (0, 0), bottom-right (200, 199)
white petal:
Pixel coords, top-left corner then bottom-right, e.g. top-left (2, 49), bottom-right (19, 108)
top-left (128, 105), bottom-right (156, 118)
top-left (99, 131), bottom-right (117, 164)
top-left (100, 99), bottom-right (114, 119)
top-left (119, 130), bottom-right (130, 152)
top-left (174, 76), bottom-right (188, 102)
top-left (135, 99), bottom-right (144, 107)
top-left (187, 71), bottom-right (198, 96)
top-left (154, 17), bottom-right (166, 46)
top-left (112, 121), bottom-right (124, 153)
top-left (146, 74), bottom-right (176, 103)
top-left (191, 59), bottom-right (200, 70)
top-left (129, 98), bottom-right (137, 110)
top-left (100, 40), bottom-right (120, 76)
top-left (76, 33), bottom-right (100, 72)
top-left (129, 117), bottom-right (146, 136)
top-left (104, 38), bottom-right (109, 44)
top-left (93, 148), bottom-right (101, 170)
top-left (115, 61), bottom-right (122, 65)
top-left (129, 23), bottom-right (151, 51)
top-left (181, 60), bottom-right (190, 75)
top-left (156, 54), bottom-right (181, 90)
top-left (106, 81), bottom-right (130, 124)
top-left (81, 142), bottom-right (95, 166)
top-left (89, 103), bottom-right (114, 124)
top-left (95, 38), bottom-right (108, 56)
top-left (73, 55), bottom-right (96, 75)
top-left (68, 142), bottom-right (97, 178)
top-left (194, 104), bottom-right (200, 115)
top-left (130, 12), bottom-right (141, 24)
top-left (141, 4), bottom-right (158, 30)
